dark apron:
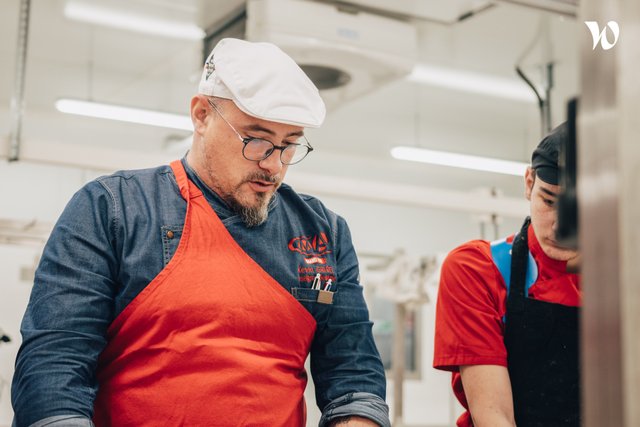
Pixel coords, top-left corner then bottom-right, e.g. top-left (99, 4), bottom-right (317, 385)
top-left (504, 217), bottom-right (581, 427)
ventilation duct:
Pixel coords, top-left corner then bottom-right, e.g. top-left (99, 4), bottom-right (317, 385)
top-left (205, 0), bottom-right (418, 110)
top-left (495, 0), bottom-right (577, 17)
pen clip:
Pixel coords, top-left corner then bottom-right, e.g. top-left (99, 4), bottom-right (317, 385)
top-left (311, 273), bottom-right (322, 290)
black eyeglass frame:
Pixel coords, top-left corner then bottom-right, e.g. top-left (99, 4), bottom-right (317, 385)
top-left (206, 98), bottom-right (314, 165)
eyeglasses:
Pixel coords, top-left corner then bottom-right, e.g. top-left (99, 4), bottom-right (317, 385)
top-left (207, 98), bottom-right (313, 165)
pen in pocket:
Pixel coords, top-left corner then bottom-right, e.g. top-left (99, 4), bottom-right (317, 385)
top-left (311, 273), bottom-right (321, 290)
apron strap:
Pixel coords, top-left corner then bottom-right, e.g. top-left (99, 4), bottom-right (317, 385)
top-left (507, 217), bottom-right (531, 314)
top-left (170, 159), bottom-right (192, 201)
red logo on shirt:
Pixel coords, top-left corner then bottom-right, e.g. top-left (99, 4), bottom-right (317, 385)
top-left (288, 232), bottom-right (331, 264)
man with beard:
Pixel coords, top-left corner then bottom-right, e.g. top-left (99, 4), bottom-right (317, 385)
top-left (433, 123), bottom-right (581, 427)
top-left (12, 38), bottom-right (389, 427)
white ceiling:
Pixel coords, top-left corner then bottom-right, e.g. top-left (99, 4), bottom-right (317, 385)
top-left (0, 0), bottom-right (580, 200)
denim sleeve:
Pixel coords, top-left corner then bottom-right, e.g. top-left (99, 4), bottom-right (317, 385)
top-left (12, 181), bottom-right (118, 426)
top-left (311, 215), bottom-right (390, 427)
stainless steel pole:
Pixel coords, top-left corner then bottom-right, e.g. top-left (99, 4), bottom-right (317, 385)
top-left (8, 0), bottom-right (32, 162)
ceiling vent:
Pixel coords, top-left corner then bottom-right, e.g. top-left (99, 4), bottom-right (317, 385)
top-left (205, 0), bottom-right (418, 110)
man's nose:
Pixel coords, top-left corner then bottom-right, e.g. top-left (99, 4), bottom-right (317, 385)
top-left (257, 151), bottom-right (283, 175)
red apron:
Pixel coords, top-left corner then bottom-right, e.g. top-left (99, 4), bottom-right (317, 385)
top-left (93, 160), bottom-right (317, 426)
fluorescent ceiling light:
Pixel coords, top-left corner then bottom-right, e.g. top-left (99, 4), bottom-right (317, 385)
top-left (407, 64), bottom-right (537, 103)
top-left (64, 1), bottom-right (205, 40)
top-left (391, 146), bottom-right (528, 176)
top-left (55, 99), bottom-right (193, 131)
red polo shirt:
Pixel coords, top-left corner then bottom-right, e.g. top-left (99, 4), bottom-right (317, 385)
top-left (433, 225), bottom-right (580, 427)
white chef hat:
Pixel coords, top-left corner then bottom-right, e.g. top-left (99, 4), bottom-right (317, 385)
top-left (198, 38), bottom-right (326, 128)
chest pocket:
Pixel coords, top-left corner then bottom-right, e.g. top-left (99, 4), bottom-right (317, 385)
top-left (291, 287), bottom-right (335, 326)
top-left (161, 225), bottom-right (183, 266)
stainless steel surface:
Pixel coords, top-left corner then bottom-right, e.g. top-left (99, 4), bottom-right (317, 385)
top-left (616, 2), bottom-right (640, 424)
top-left (579, 0), bottom-right (640, 426)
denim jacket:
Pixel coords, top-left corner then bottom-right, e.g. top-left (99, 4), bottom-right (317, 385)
top-left (12, 158), bottom-right (389, 427)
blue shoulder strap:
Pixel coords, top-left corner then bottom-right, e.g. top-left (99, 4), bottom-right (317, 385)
top-left (490, 237), bottom-right (538, 297)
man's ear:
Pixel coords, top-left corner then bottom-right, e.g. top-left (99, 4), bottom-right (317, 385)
top-left (524, 167), bottom-right (534, 201)
top-left (191, 96), bottom-right (210, 136)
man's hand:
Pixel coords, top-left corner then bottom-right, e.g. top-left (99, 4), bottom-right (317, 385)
top-left (460, 364), bottom-right (516, 427)
top-left (329, 416), bottom-right (379, 426)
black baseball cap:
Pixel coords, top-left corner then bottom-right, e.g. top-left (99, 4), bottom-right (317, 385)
top-left (531, 122), bottom-right (567, 185)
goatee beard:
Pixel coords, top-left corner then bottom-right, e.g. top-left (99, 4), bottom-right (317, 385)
top-left (227, 191), bottom-right (271, 227)
top-left (225, 171), bottom-right (279, 227)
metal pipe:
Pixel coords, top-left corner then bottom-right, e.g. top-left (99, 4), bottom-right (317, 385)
top-left (8, 0), bottom-right (32, 162)
top-left (541, 62), bottom-right (554, 134)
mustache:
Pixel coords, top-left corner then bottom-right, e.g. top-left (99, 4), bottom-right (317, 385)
top-left (244, 171), bottom-right (280, 184)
